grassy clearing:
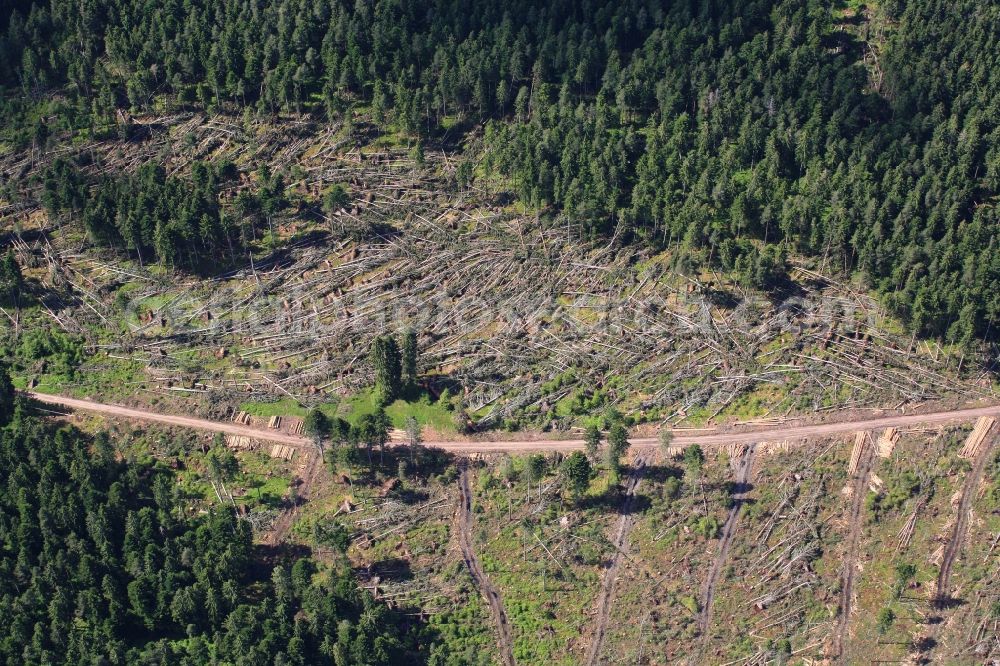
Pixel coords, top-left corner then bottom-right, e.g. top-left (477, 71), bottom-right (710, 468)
top-left (468, 456), bottom-right (614, 664)
top-left (339, 389), bottom-right (456, 432)
top-left (847, 429), bottom-right (964, 663)
top-left (606, 452), bottom-right (736, 661)
top-left (295, 446), bottom-right (497, 662)
top-left (717, 382), bottom-right (787, 421)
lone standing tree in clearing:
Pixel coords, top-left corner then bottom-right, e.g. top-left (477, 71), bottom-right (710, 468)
top-left (526, 454), bottom-right (546, 500)
top-left (303, 408), bottom-right (330, 449)
top-left (584, 424), bottom-right (602, 462)
top-left (370, 335), bottom-right (402, 406)
top-left (606, 423), bottom-right (630, 477)
top-left (401, 328), bottom-right (419, 396)
top-left (658, 427), bottom-right (674, 459)
top-left (561, 451), bottom-right (592, 503)
top-left (683, 444), bottom-right (707, 512)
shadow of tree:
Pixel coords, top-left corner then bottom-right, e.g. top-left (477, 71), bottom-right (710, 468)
top-left (359, 556), bottom-right (414, 583)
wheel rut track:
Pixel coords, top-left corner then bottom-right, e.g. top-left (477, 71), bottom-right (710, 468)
top-left (584, 451), bottom-right (650, 666)
top-left (265, 449), bottom-right (321, 546)
top-left (913, 433), bottom-right (999, 663)
top-left (696, 444), bottom-right (757, 645)
top-left (833, 437), bottom-right (875, 663)
top-left (457, 465), bottom-right (516, 666)
top-left (936, 431), bottom-right (997, 605)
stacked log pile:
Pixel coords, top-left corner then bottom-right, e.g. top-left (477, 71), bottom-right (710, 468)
top-left (958, 417), bottom-right (995, 459)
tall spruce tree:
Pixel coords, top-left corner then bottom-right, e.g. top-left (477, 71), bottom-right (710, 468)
top-left (401, 329), bottom-right (419, 396)
top-left (370, 335), bottom-right (402, 407)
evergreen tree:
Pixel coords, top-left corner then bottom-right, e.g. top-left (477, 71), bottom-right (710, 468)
top-left (322, 184), bottom-right (349, 217)
top-left (205, 442), bottom-right (239, 505)
top-left (303, 408), bottom-right (331, 446)
top-left (401, 329), bottom-right (419, 396)
top-left (357, 408), bottom-right (391, 469)
top-left (658, 428), bottom-right (675, 460)
top-left (0, 250), bottom-right (24, 307)
top-left (561, 451), bottom-right (592, 502)
top-left (370, 336), bottom-right (402, 407)
top-left (682, 445), bottom-right (705, 482)
top-left (525, 454), bottom-right (546, 499)
top-left (0, 364), bottom-right (15, 426)
top-left (682, 444), bottom-right (707, 511)
top-left (606, 424), bottom-right (630, 472)
top-left (584, 424), bottom-right (601, 462)
top-left (404, 416), bottom-right (422, 464)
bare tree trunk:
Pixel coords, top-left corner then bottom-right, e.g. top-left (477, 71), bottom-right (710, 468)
top-left (210, 480), bottom-right (225, 504)
top-left (219, 479), bottom-right (236, 506)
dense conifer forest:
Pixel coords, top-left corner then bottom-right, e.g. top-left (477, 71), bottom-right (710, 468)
top-left (41, 159), bottom-right (242, 271)
top-left (3, 0), bottom-right (1000, 341)
top-left (0, 384), bottom-right (439, 665)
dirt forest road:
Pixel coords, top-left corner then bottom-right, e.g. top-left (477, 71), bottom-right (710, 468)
top-left (29, 392), bottom-right (310, 446)
top-left (26, 391), bottom-right (1000, 453)
top-left (264, 450), bottom-right (321, 546)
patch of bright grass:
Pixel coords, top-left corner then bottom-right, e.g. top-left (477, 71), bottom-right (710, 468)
top-left (341, 389), bottom-right (455, 432)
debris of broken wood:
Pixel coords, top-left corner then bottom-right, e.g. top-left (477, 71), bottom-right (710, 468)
top-left (875, 427), bottom-right (899, 458)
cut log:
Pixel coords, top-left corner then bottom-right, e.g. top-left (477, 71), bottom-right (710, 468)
top-left (958, 416), bottom-right (995, 459)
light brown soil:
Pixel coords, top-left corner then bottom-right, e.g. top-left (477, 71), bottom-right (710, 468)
top-left (28, 391), bottom-right (1000, 454)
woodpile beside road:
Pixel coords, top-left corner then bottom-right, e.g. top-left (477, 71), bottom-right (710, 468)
top-left (958, 416), bottom-right (995, 459)
top-left (875, 427), bottom-right (899, 457)
top-left (848, 431), bottom-right (869, 476)
top-left (269, 444), bottom-right (296, 460)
